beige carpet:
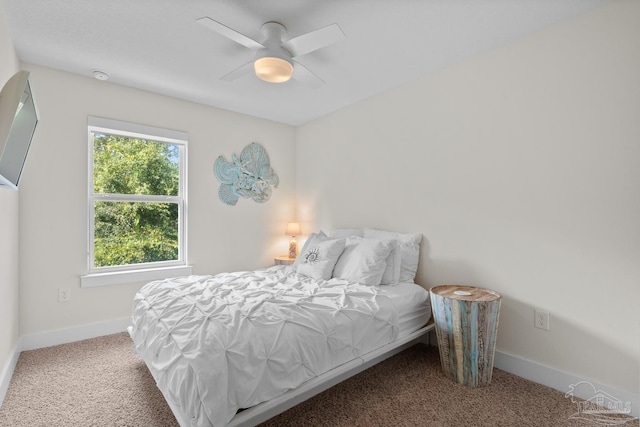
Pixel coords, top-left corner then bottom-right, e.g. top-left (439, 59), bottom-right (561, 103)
top-left (0, 333), bottom-right (636, 427)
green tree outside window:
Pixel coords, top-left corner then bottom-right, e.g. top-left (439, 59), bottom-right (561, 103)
top-left (92, 133), bottom-right (181, 268)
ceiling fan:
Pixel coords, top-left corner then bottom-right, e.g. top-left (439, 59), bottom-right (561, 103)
top-left (197, 17), bottom-right (346, 88)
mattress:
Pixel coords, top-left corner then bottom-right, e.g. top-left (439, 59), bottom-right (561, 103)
top-left (381, 282), bottom-right (432, 336)
top-left (129, 266), bottom-right (431, 427)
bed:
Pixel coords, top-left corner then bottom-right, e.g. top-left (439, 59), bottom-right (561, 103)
top-left (129, 228), bottom-right (433, 427)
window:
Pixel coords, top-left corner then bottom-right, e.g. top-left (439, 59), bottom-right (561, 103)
top-left (82, 117), bottom-right (190, 287)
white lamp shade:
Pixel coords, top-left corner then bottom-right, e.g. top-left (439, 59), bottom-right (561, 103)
top-left (254, 57), bottom-right (293, 83)
top-left (286, 222), bottom-right (301, 236)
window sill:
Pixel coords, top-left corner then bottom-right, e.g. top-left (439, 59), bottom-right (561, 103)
top-left (80, 265), bottom-right (193, 288)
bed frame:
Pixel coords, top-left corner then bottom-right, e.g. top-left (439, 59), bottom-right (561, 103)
top-left (163, 323), bottom-right (434, 427)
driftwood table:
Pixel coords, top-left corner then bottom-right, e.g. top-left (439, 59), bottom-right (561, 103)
top-left (430, 284), bottom-right (502, 387)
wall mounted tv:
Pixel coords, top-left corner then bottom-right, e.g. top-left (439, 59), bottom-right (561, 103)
top-left (0, 70), bottom-right (39, 190)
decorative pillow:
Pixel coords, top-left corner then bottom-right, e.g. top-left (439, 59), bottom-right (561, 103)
top-left (363, 228), bottom-right (422, 283)
top-left (331, 228), bottom-right (364, 239)
top-left (293, 231), bottom-right (328, 270)
top-left (296, 238), bottom-right (346, 281)
top-left (332, 236), bottom-right (393, 286)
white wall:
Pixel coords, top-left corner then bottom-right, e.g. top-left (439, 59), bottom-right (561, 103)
top-left (3, 0), bottom-right (638, 407)
top-left (0, 4), bottom-right (20, 386)
top-left (17, 64), bottom-right (296, 336)
top-left (296, 0), bottom-right (639, 396)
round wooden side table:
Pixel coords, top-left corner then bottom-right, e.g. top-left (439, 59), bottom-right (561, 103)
top-left (430, 284), bottom-right (502, 387)
top-left (274, 255), bottom-right (296, 266)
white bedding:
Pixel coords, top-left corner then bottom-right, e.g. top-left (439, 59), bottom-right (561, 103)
top-left (129, 265), bottom-right (430, 427)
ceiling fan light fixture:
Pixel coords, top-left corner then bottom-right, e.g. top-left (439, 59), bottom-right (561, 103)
top-left (254, 56), bottom-right (293, 83)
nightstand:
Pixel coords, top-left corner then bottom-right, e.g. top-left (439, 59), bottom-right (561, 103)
top-left (274, 255), bottom-right (296, 266)
top-left (430, 284), bottom-right (502, 387)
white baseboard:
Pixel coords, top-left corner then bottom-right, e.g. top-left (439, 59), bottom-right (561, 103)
top-left (0, 339), bottom-right (21, 410)
top-left (20, 317), bottom-right (131, 351)
top-left (494, 350), bottom-right (639, 418)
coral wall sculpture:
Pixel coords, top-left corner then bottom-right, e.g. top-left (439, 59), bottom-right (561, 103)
top-left (214, 142), bottom-right (279, 206)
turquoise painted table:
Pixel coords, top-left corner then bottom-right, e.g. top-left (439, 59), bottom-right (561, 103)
top-left (430, 285), bottom-right (502, 387)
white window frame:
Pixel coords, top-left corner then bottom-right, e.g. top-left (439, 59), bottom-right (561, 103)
top-left (81, 117), bottom-right (191, 287)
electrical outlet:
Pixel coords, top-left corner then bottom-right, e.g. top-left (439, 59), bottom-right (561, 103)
top-left (58, 288), bottom-right (71, 302)
top-left (534, 309), bottom-right (550, 331)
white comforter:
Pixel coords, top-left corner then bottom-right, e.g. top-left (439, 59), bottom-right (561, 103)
top-left (129, 266), bottom-right (403, 427)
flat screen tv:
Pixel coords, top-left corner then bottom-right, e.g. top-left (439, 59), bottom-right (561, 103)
top-left (0, 70), bottom-right (39, 190)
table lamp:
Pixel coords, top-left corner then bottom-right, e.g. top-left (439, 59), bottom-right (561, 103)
top-left (286, 222), bottom-right (301, 258)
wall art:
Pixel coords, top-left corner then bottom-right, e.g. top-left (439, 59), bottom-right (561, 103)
top-left (214, 142), bottom-right (279, 206)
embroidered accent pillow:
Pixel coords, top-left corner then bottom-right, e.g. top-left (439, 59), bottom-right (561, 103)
top-left (296, 238), bottom-right (346, 281)
top-left (292, 231), bottom-right (328, 270)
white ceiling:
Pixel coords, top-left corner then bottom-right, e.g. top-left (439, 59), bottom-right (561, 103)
top-left (2, 0), bottom-right (611, 126)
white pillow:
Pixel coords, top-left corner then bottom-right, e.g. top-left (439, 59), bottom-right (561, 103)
top-left (296, 238), bottom-right (346, 281)
top-left (293, 231), bottom-right (328, 269)
top-left (379, 239), bottom-right (401, 286)
top-left (331, 229), bottom-right (400, 285)
top-left (332, 236), bottom-right (393, 286)
top-left (331, 228), bottom-right (364, 239)
top-left (363, 228), bottom-right (422, 283)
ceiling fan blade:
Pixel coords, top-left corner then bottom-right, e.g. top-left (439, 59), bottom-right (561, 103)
top-left (221, 61), bottom-right (254, 81)
top-left (285, 23), bottom-right (345, 58)
top-left (196, 17), bottom-right (264, 49)
top-left (293, 62), bottom-right (324, 89)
